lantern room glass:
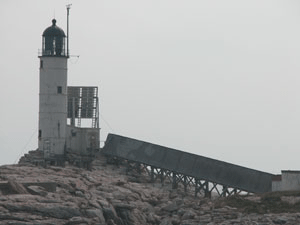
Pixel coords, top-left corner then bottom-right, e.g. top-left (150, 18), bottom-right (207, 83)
top-left (42, 36), bottom-right (66, 57)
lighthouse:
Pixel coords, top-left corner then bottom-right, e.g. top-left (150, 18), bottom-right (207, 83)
top-left (38, 19), bottom-right (68, 164)
top-left (37, 16), bottom-right (100, 167)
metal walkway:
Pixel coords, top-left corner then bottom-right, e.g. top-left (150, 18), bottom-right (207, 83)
top-left (102, 133), bottom-right (274, 197)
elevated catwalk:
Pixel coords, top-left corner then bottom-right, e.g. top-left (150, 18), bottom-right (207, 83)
top-left (103, 134), bottom-right (274, 196)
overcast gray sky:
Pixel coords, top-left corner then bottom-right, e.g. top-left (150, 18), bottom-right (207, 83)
top-left (1, 0), bottom-right (300, 173)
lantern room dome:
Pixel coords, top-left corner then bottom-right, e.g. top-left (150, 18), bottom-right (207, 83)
top-left (41, 19), bottom-right (67, 57)
top-left (42, 19), bottom-right (66, 37)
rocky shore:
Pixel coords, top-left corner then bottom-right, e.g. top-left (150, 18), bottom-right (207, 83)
top-left (0, 154), bottom-right (299, 224)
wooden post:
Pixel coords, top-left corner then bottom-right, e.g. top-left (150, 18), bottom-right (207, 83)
top-left (195, 179), bottom-right (199, 197)
top-left (172, 172), bottom-right (177, 189)
top-left (204, 181), bottom-right (211, 198)
top-left (222, 185), bottom-right (228, 197)
top-left (160, 169), bottom-right (164, 186)
top-left (184, 176), bottom-right (187, 193)
top-left (151, 166), bottom-right (154, 183)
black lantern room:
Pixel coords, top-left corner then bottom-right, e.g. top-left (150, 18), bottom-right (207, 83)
top-left (42, 19), bottom-right (66, 57)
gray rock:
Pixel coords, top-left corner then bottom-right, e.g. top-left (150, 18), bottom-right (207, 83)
top-left (199, 214), bottom-right (212, 223)
top-left (102, 207), bottom-right (117, 221)
top-left (66, 216), bottom-right (89, 224)
top-left (182, 209), bottom-right (196, 220)
top-left (1, 155), bottom-right (300, 225)
top-left (8, 180), bottom-right (28, 194)
top-left (85, 208), bottom-right (106, 223)
top-left (162, 202), bottom-right (178, 212)
top-left (128, 208), bottom-right (148, 225)
top-left (37, 206), bottom-right (82, 219)
top-left (273, 216), bottom-right (288, 224)
top-left (82, 174), bottom-right (96, 183)
top-left (112, 190), bottom-right (127, 200)
top-left (88, 200), bottom-right (101, 209)
top-left (3, 204), bottom-right (34, 213)
top-left (6, 222), bottom-right (32, 225)
top-left (0, 213), bottom-right (27, 222)
top-left (146, 212), bottom-right (158, 224)
top-left (171, 215), bottom-right (181, 225)
top-left (98, 199), bottom-right (110, 208)
top-left (116, 208), bottom-right (131, 223)
top-left (177, 208), bottom-right (186, 216)
top-left (75, 190), bottom-right (85, 197)
top-left (0, 197), bottom-right (7, 201)
top-left (175, 199), bottom-right (184, 206)
top-left (3, 204), bottom-right (81, 219)
top-left (113, 202), bottom-right (135, 210)
top-left (37, 199), bottom-right (62, 203)
top-left (26, 185), bottom-right (48, 197)
top-left (159, 217), bottom-right (172, 225)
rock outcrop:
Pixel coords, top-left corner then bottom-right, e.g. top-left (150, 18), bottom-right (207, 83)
top-left (0, 153), bottom-right (298, 224)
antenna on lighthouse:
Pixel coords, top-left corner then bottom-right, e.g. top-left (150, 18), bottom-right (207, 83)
top-left (66, 4), bottom-right (72, 58)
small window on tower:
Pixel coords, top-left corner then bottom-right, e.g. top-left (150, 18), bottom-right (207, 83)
top-left (57, 86), bottom-right (62, 94)
top-left (39, 130), bottom-right (42, 139)
top-left (40, 60), bottom-right (43, 68)
top-left (71, 130), bottom-right (76, 137)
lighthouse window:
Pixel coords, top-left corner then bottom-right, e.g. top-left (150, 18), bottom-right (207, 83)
top-left (57, 86), bottom-right (62, 94)
top-left (40, 60), bottom-right (43, 68)
top-left (39, 130), bottom-right (42, 138)
top-left (71, 130), bottom-right (76, 137)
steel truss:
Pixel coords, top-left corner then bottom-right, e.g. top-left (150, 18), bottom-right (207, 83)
top-left (109, 157), bottom-right (248, 198)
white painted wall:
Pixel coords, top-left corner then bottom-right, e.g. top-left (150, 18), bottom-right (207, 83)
top-left (66, 125), bottom-right (100, 155)
top-left (272, 171), bottom-right (300, 192)
top-left (281, 171), bottom-right (300, 191)
top-left (38, 57), bottom-right (68, 157)
top-left (272, 180), bottom-right (282, 192)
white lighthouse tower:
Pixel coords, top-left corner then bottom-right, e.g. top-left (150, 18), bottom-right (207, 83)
top-left (38, 19), bottom-right (68, 164)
